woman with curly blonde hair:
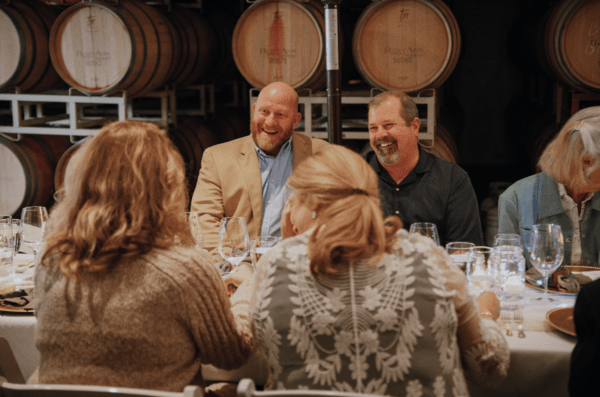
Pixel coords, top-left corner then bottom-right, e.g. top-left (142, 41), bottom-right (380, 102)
top-left (34, 121), bottom-right (255, 393)
top-left (247, 145), bottom-right (509, 396)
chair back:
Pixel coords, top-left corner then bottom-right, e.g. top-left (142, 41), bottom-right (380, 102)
top-left (0, 338), bottom-right (25, 384)
top-left (0, 382), bottom-right (203, 397)
top-left (237, 379), bottom-right (380, 397)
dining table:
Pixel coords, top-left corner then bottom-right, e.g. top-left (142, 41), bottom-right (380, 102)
top-left (0, 255), bottom-right (579, 396)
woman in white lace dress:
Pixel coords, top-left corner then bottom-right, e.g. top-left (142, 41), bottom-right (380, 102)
top-left (248, 145), bottom-right (509, 396)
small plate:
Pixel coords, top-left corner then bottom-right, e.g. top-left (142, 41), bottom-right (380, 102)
top-left (526, 266), bottom-right (599, 295)
top-left (546, 307), bottom-right (576, 336)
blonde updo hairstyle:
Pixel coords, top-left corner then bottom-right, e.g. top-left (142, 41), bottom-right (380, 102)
top-left (538, 106), bottom-right (600, 191)
top-left (42, 120), bottom-right (194, 278)
top-left (286, 145), bottom-right (402, 278)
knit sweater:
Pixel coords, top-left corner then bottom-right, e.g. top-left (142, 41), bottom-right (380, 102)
top-left (33, 246), bottom-right (255, 391)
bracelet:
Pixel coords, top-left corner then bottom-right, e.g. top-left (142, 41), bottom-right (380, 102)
top-left (480, 312), bottom-right (495, 320)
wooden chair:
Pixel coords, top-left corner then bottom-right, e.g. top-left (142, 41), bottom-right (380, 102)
top-left (236, 379), bottom-right (380, 397)
top-left (0, 337), bottom-right (25, 384)
top-left (0, 381), bottom-right (203, 397)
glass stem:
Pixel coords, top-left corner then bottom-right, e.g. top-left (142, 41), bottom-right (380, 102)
top-left (543, 274), bottom-right (549, 301)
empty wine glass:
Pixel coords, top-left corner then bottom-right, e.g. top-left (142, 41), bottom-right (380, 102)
top-left (466, 246), bottom-right (493, 295)
top-left (409, 222), bottom-right (440, 245)
top-left (218, 217), bottom-right (249, 275)
top-left (180, 212), bottom-right (203, 250)
top-left (250, 236), bottom-right (280, 270)
top-left (445, 242), bottom-right (475, 273)
top-left (20, 206), bottom-right (48, 260)
top-left (528, 224), bottom-right (564, 304)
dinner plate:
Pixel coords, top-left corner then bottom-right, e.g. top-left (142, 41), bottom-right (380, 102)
top-left (526, 266), bottom-right (598, 295)
top-left (0, 302), bottom-right (33, 314)
top-left (546, 307), bottom-right (576, 337)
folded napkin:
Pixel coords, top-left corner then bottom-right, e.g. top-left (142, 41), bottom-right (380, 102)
top-left (0, 287), bottom-right (34, 311)
top-left (526, 267), bottom-right (592, 292)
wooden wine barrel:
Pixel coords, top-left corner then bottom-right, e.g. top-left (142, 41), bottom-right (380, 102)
top-left (209, 108), bottom-right (250, 143)
top-left (232, 0), bottom-right (328, 91)
top-left (169, 118), bottom-right (221, 186)
top-left (54, 138), bottom-right (88, 193)
top-left (0, 136), bottom-right (55, 217)
top-left (543, 0), bottom-right (600, 92)
top-left (163, 5), bottom-right (217, 86)
top-left (423, 123), bottom-right (459, 163)
top-left (49, 0), bottom-right (174, 97)
top-left (0, 0), bottom-right (63, 93)
top-left (353, 0), bottom-right (461, 93)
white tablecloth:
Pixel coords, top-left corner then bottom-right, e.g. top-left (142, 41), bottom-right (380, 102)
top-left (0, 271), bottom-right (578, 396)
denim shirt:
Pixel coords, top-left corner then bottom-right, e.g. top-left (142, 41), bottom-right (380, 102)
top-left (498, 172), bottom-right (600, 267)
top-left (254, 138), bottom-right (293, 237)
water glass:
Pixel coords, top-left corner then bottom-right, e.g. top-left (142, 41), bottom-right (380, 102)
top-left (492, 245), bottom-right (525, 310)
top-left (250, 236), bottom-right (280, 270)
top-left (494, 233), bottom-right (523, 248)
top-left (180, 212), bottom-right (203, 250)
top-left (20, 206), bottom-right (48, 259)
top-left (11, 219), bottom-right (22, 255)
top-left (0, 216), bottom-right (15, 283)
top-left (218, 217), bottom-right (249, 274)
top-left (466, 246), bottom-right (493, 295)
top-left (409, 222), bottom-right (440, 245)
top-left (445, 242), bottom-right (475, 272)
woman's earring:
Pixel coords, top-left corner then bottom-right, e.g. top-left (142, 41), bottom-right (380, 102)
top-left (311, 211), bottom-right (317, 219)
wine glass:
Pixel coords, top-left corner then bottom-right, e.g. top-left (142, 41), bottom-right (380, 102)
top-left (409, 222), bottom-right (440, 245)
top-left (218, 217), bottom-right (249, 274)
top-left (0, 216), bottom-right (15, 283)
top-left (20, 206), bottom-right (49, 260)
top-left (527, 224), bottom-right (564, 303)
top-left (180, 212), bottom-right (203, 250)
top-left (250, 236), bottom-right (280, 270)
top-left (466, 246), bottom-right (493, 295)
top-left (445, 242), bottom-right (475, 273)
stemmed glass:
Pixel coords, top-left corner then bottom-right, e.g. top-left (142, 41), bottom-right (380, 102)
top-left (527, 224), bottom-right (564, 303)
top-left (218, 217), bottom-right (249, 275)
top-left (20, 206), bottom-right (48, 260)
top-left (180, 212), bottom-right (203, 250)
top-left (409, 222), bottom-right (440, 245)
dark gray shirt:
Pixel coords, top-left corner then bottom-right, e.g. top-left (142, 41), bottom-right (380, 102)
top-left (365, 145), bottom-right (484, 246)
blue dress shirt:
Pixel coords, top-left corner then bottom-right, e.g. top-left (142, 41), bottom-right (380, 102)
top-left (254, 138), bottom-right (294, 237)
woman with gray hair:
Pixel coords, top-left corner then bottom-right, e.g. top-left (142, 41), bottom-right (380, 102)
top-left (498, 106), bottom-right (600, 267)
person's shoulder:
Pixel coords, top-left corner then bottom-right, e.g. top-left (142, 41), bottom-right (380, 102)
top-left (501, 173), bottom-right (544, 196)
top-left (144, 246), bottom-right (218, 280)
top-left (310, 137), bottom-right (329, 151)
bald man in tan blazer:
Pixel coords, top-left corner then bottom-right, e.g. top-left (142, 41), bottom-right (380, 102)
top-left (191, 83), bottom-right (328, 260)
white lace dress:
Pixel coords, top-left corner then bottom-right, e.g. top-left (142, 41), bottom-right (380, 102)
top-left (248, 229), bottom-right (509, 396)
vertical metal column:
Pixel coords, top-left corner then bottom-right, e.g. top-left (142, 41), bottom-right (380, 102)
top-left (322, 0), bottom-right (342, 144)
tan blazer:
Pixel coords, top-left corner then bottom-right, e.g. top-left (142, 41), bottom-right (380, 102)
top-left (190, 132), bottom-right (328, 260)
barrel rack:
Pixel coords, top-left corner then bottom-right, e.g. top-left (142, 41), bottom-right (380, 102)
top-left (249, 88), bottom-right (437, 147)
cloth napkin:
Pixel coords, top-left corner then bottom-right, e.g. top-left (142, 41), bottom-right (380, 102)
top-left (0, 287), bottom-right (34, 311)
top-left (526, 267), bottom-right (592, 292)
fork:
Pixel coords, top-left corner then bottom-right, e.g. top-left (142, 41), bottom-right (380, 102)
top-left (500, 311), bottom-right (513, 336)
top-left (514, 311), bottom-right (525, 338)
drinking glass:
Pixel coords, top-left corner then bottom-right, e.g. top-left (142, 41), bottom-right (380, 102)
top-left (0, 216), bottom-right (15, 283)
top-left (494, 233), bottom-right (523, 248)
top-left (527, 223), bottom-right (564, 303)
top-left (250, 236), bottom-right (280, 270)
top-left (445, 242), bottom-right (475, 272)
top-left (492, 245), bottom-right (526, 310)
top-left (409, 222), bottom-right (440, 245)
top-left (466, 246), bottom-right (493, 295)
top-left (11, 219), bottom-right (22, 255)
top-left (20, 206), bottom-right (48, 260)
top-left (180, 212), bottom-right (203, 250)
top-left (218, 217), bottom-right (249, 274)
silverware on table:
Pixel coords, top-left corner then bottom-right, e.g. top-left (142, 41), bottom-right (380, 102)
top-left (500, 311), bottom-right (513, 336)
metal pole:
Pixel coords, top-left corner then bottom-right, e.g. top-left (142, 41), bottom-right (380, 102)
top-left (322, 0), bottom-right (342, 145)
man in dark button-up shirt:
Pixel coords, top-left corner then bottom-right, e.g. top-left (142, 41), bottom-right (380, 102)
top-left (364, 91), bottom-right (484, 246)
